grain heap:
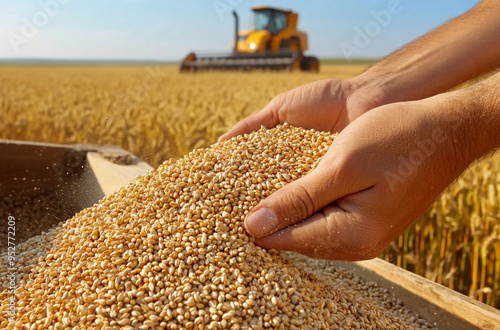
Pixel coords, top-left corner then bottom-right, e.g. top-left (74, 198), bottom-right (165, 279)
top-left (0, 124), bottom-right (431, 329)
top-left (280, 252), bottom-right (434, 329)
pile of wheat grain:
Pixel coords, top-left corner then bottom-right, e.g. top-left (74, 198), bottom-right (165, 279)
top-left (0, 124), bottom-right (432, 329)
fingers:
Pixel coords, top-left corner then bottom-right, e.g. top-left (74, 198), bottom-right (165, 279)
top-left (244, 163), bottom-right (351, 239)
top-left (253, 205), bottom-right (348, 252)
top-left (218, 79), bottom-right (346, 142)
top-left (218, 98), bottom-right (282, 142)
top-left (254, 203), bottom-right (384, 261)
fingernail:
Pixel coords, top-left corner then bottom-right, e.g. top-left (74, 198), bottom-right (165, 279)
top-left (245, 208), bottom-right (279, 238)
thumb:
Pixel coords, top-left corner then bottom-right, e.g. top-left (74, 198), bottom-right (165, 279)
top-left (244, 166), bottom-right (347, 238)
top-left (218, 98), bottom-right (282, 142)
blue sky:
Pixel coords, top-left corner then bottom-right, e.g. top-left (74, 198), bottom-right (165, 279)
top-left (0, 0), bottom-right (480, 61)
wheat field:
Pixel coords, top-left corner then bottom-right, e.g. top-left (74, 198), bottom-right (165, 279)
top-left (0, 65), bottom-right (498, 308)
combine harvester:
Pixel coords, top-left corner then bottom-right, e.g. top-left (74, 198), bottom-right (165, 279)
top-left (180, 6), bottom-right (319, 72)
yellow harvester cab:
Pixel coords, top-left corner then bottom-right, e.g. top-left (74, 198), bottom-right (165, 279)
top-left (236, 6), bottom-right (308, 57)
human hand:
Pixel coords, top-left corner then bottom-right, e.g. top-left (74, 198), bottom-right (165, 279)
top-left (218, 77), bottom-right (385, 142)
top-left (242, 94), bottom-right (479, 260)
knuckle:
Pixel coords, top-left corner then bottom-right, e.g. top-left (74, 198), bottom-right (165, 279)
top-left (326, 150), bottom-right (366, 188)
top-left (271, 91), bottom-right (291, 116)
top-left (279, 184), bottom-right (316, 223)
top-left (293, 184), bottom-right (316, 219)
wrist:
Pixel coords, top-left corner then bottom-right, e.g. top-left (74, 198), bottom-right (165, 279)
top-left (347, 71), bottom-right (400, 112)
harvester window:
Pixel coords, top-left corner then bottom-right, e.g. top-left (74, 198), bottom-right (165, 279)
top-left (273, 12), bottom-right (287, 34)
top-left (254, 10), bottom-right (271, 31)
top-left (254, 10), bottom-right (288, 35)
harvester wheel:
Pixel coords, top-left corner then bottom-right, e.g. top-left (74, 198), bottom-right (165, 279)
top-left (301, 56), bottom-right (320, 73)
